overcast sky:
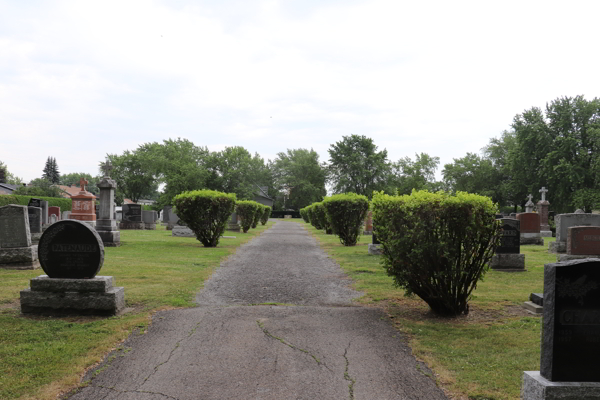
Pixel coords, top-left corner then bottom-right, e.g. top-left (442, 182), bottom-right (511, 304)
top-left (2, 0), bottom-right (599, 183)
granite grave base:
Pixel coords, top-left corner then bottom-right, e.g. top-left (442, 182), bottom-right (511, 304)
top-left (97, 231), bottom-right (121, 247)
top-left (557, 254), bottom-right (600, 262)
top-left (522, 371), bottom-right (600, 399)
top-left (540, 231), bottom-right (553, 238)
top-left (119, 221), bottom-right (145, 230)
top-left (226, 224), bottom-right (241, 232)
top-left (20, 275), bottom-right (125, 316)
top-left (490, 253), bottom-right (526, 271)
top-left (548, 241), bottom-right (566, 253)
top-left (368, 244), bottom-right (382, 255)
top-left (523, 301), bottom-right (543, 314)
top-left (143, 223), bottom-right (156, 230)
top-left (172, 226), bottom-right (195, 237)
top-left (521, 235), bottom-right (545, 246)
top-left (0, 246), bottom-right (40, 270)
top-left (31, 232), bottom-right (42, 244)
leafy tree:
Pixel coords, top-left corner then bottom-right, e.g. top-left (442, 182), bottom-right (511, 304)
top-left (270, 148), bottom-right (327, 210)
top-left (0, 161), bottom-right (23, 185)
top-left (42, 157), bottom-right (60, 184)
top-left (442, 153), bottom-right (501, 202)
top-left (392, 153), bottom-right (441, 195)
top-left (13, 178), bottom-right (64, 198)
top-left (327, 135), bottom-right (391, 198)
top-left (107, 146), bottom-right (160, 204)
top-left (205, 146), bottom-right (266, 200)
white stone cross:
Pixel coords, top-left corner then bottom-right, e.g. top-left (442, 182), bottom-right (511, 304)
top-left (539, 187), bottom-right (548, 201)
top-left (526, 194), bottom-right (533, 202)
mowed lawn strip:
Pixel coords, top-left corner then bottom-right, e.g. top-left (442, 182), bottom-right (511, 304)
top-left (0, 222), bottom-right (272, 400)
top-left (303, 220), bottom-right (554, 400)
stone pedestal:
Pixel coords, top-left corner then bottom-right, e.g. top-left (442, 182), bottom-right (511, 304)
top-left (172, 225), bottom-right (195, 237)
top-left (522, 371), bottom-right (600, 399)
top-left (368, 244), bottom-right (382, 255)
top-left (0, 246), bottom-right (40, 269)
top-left (521, 233), bottom-right (545, 246)
top-left (20, 275), bottom-right (125, 316)
top-left (142, 210), bottom-right (157, 230)
top-left (226, 212), bottom-right (241, 232)
top-left (490, 253), bottom-right (526, 271)
top-left (548, 241), bottom-right (566, 253)
top-left (119, 221), bottom-right (145, 230)
top-left (557, 254), bottom-right (600, 262)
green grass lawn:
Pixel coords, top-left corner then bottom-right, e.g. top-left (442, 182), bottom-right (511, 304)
top-left (303, 221), bottom-right (556, 400)
top-left (0, 222), bottom-right (272, 400)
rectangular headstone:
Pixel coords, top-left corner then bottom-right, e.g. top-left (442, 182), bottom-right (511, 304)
top-left (517, 213), bottom-right (541, 234)
top-left (142, 210), bottom-right (155, 224)
top-left (28, 206), bottom-right (42, 234)
top-left (496, 218), bottom-right (520, 254)
top-left (48, 206), bottom-right (61, 221)
top-left (541, 259), bottom-right (600, 382)
top-left (28, 198), bottom-right (42, 208)
top-left (40, 200), bottom-right (48, 225)
top-left (556, 214), bottom-right (600, 243)
top-left (122, 204), bottom-right (142, 222)
top-left (163, 206), bottom-right (171, 223)
top-left (567, 226), bottom-right (600, 256)
top-left (0, 204), bottom-right (32, 248)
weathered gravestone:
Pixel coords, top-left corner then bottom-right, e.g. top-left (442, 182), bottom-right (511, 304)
top-left (517, 213), bottom-right (544, 245)
top-left (120, 204), bottom-right (144, 229)
top-left (226, 211), bottom-right (241, 232)
top-left (40, 200), bottom-right (49, 226)
top-left (368, 231), bottom-right (382, 255)
top-left (62, 211), bottom-right (71, 220)
top-left (95, 175), bottom-right (120, 247)
top-left (20, 220), bottom-right (124, 315)
top-left (48, 206), bottom-right (61, 221)
top-left (164, 206), bottom-right (180, 230)
top-left (0, 205), bottom-right (40, 269)
top-left (490, 218), bottom-right (525, 271)
top-left (555, 226), bottom-right (600, 262)
top-left (28, 206), bottom-right (42, 244)
top-left (142, 210), bottom-right (156, 230)
top-left (549, 213), bottom-right (600, 253)
top-left (538, 187), bottom-right (552, 237)
top-left (522, 259), bottom-right (600, 399)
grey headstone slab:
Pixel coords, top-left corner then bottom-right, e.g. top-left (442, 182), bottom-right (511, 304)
top-left (556, 213), bottom-right (600, 243)
top-left (0, 204), bottom-right (31, 248)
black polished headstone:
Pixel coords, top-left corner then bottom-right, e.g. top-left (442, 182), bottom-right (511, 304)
top-left (27, 206), bottom-right (42, 234)
top-left (123, 204), bottom-right (142, 222)
top-left (372, 232), bottom-right (380, 245)
top-left (38, 220), bottom-right (105, 279)
top-left (28, 198), bottom-right (42, 208)
top-left (541, 259), bottom-right (600, 382)
top-left (496, 218), bottom-right (520, 254)
top-left (530, 293), bottom-right (543, 306)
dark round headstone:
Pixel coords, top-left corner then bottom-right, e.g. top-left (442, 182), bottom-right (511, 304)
top-left (38, 220), bottom-right (105, 279)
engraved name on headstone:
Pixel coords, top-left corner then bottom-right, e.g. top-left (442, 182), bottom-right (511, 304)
top-left (123, 204), bottom-right (142, 222)
top-left (496, 218), bottom-right (520, 254)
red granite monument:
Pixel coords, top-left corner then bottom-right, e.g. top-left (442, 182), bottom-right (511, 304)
top-left (567, 226), bottom-right (600, 256)
top-left (70, 178), bottom-right (96, 227)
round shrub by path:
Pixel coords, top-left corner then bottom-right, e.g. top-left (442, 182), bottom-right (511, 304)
top-left (236, 200), bottom-right (260, 233)
top-left (311, 202), bottom-right (327, 230)
top-left (322, 193), bottom-right (368, 246)
top-left (372, 190), bottom-right (501, 317)
top-left (172, 190), bottom-right (237, 247)
top-left (260, 206), bottom-right (271, 225)
top-left (299, 208), bottom-right (309, 223)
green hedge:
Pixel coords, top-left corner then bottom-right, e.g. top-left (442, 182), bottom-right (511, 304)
top-left (299, 208), bottom-right (309, 223)
top-left (0, 194), bottom-right (73, 211)
top-left (323, 193), bottom-right (369, 246)
top-left (372, 190), bottom-right (500, 317)
top-left (260, 206), bottom-right (272, 225)
top-left (172, 190), bottom-right (237, 247)
top-left (236, 200), bottom-right (260, 233)
top-left (252, 204), bottom-right (265, 229)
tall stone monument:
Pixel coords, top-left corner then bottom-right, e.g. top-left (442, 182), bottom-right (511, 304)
top-left (538, 187), bottom-right (552, 237)
top-left (525, 194), bottom-right (535, 213)
top-left (96, 162), bottom-right (120, 247)
top-left (0, 204), bottom-right (40, 269)
top-left (20, 220), bottom-right (125, 315)
top-left (70, 177), bottom-right (97, 227)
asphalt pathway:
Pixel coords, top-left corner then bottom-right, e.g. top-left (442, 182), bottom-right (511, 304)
top-left (67, 221), bottom-right (447, 400)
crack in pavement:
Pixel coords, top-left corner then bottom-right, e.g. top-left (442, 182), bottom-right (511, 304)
top-left (95, 384), bottom-right (180, 400)
top-left (343, 342), bottom-right (356, 400)
top-left (256, 320), bottom-right (331, 371)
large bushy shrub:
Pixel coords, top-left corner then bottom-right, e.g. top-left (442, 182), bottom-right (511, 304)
top-left (323, 193), bottom-right (368, 246)
top-left (260, 206), bottom-right (271, 225)
top-left (172, 190), bottom-right (237, 247)
top-left (305, 205), bottom-right (315, 225)
top-left (236, 200), bottom-right (260, 233)
top-left (372, 190), bottom-right (500, 317)
top-left (0, 194), bottom-right (73, 211)
top-left (311, 202), bottom-right (327, 230)
top-left (252, 204), bottom-right (265, 228)
top-left (299, 208), bottom-right (309, 223)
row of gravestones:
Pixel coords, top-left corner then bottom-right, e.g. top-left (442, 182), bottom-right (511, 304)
top-left (162, 205), bottom-right (243, 238)
top-left (120, 204), bottom-right (159, 230)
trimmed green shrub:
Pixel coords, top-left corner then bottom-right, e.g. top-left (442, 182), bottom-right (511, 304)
top-left (0, 194), bottom-right (73, 211)
top-left (172, 190), bottom-right (237, 247)
top-left (236, 200), bottom-right (260, 233)
top-left (305, 205), bottom-right (315, 225)
top-left (310, 202), bottom-right (325, 230)
top-left (372, 190), bottom-right (501, 317)
top-left (323, 193), bottom-right (368, 246)
top-left (260, 206), bottom-right (271, 225)
top-left (252, 204), bottom-right (265, 229)
top-left (299, 208), bottom-right (309, 223)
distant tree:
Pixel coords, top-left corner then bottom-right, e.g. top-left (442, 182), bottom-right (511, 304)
top-left (392, 153), bottom-right (441, 195)
top-left (205, 146), bottom-right (261, 200)
top-left (59, 172), bottom-right (100, 195)
top-left (42, 157), bottom-right (60, 184)
top-left (442, 153), bottom-right (501, 202)
top-left (327, 135), bottom-right (391, 198)
top-left (107, 146), bottom-right (160, 204)
top-left (270, 148), bottom-right (327, 210)
top-left (0, 161), bottom-right (23, 185)
top-left (13, 178), bottom-right (64, 197)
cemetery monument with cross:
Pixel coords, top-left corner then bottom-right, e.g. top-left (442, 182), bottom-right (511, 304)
top-left (96, 161), bottom-right (121, 247)
top-left (538, 187), bottom-right (552, 237)
top-left (70, 177), bottom-right (97, 227)
top-left (518, 194), bottom-right (544, 246)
